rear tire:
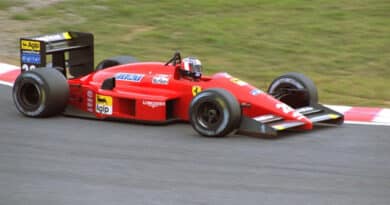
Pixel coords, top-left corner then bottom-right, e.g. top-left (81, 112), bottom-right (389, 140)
top-left (267, 72), bottom-right (318, 108)
top-left (189, 88), bottom-right (241, 137)
top-left (96, 56), bottom-right (138, 71)
top-left (12, 68), bottom-right (69, 117)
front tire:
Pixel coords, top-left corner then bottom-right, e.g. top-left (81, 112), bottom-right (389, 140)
top-left (267, 72), bottom-right (318, 108)
top-left (12, 68), bottom-right (69, 117)
top-left (189, 88), bottom-right (241, 137)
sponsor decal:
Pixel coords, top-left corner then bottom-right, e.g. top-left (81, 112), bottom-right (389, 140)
top-left (273, 125), bottom-right (285, 131)
top-left (192, 85), bottom-right (202, 96)
top-left (328, 114), bottom-right (340, 119)
top-left (63, 32), bottom-right (72, 40)
top-left (33, 32), bottom-right (72, 42)
top-left (87, 90), bottom-right (94, 98)
top-left (21, 53), bottom-right (41, 64)
top-left (142, 100), bottom-right (165, 108)
top-left (96, 94), bottom-right (113, 115)
top-left (21, 40), bottom-right (40, 51)
top-left (276, 103), bottom-right (304, 120)
top-left (86, 90), bottom-right (94, 112)
top-left (152, 74), bottom-right (169, 85)
top-left (230, 78), bottom-right (248, 86)
top-left (115, 73), bottom-right (144, 82)
top-left (250, 89), bottom-right (263, 96)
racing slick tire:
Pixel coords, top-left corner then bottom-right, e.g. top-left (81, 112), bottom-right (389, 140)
top-left (12, 68), bottom-right (69, 117)
top-left (46, 62), bottom-right (66, 75)
top-left (189, 88), bottom-right (241, 137)
top-left (96, 56), bottom-right (138, 71)
top-left (267, 72), bottom-right (318, 108)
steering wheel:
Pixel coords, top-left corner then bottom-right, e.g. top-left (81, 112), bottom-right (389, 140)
top-left (165, 51), bottom-right (182, 66)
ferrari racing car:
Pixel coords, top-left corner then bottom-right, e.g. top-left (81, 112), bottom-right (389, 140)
top-left (13, 31), bottom-right (343, 137)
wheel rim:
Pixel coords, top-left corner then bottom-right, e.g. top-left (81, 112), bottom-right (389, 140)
top-left (18, 81), bottom-right (41, 110)
top-left (196, 101), bottom-right (223, 129)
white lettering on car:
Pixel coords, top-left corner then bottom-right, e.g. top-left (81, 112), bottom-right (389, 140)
top-left (276, 103), bottom-right (304, 120)
top-left (142, 100), bottom-right (165, 108)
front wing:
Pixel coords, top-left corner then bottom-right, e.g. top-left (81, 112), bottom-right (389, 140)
top-left (237, 104), bottom-right (344, 137)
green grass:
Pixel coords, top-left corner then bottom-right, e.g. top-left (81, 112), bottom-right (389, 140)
top-left (12, 0), bottom-right (390, 106)
top-left (0, 0), bottom-right (20, 10)
top-left (11, 13), bottom-right (31, 20)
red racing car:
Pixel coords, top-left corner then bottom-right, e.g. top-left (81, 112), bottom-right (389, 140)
top-left (13, 31), bottom-right (343, 137)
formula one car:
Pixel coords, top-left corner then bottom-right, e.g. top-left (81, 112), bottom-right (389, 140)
top-left (13, 31), bottom-right (343, 137)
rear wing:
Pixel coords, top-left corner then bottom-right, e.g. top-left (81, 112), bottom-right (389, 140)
top-left (20, 31), bottom-right (94, 77)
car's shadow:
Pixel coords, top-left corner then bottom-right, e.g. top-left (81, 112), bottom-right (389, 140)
top-left (227, 124), bottom-right (341, 140)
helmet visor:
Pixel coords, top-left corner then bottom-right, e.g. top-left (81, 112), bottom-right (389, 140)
top-left (192, 59), bottom-right (202, 73)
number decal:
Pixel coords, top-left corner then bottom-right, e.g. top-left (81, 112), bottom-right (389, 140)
top-left (276, 103), bottom-right (304, 120)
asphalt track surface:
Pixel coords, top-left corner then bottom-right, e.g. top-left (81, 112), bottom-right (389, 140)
top-left (1, 85), bottom-right (390, 205)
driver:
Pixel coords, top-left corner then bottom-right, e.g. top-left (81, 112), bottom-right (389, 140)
top-left (180, 57), bottom-right (202, 79)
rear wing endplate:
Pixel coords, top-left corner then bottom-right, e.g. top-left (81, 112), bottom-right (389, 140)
top-left (20, 31), bottom-right (94, 77)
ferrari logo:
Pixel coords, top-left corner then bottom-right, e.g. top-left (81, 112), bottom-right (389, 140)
top-left (192, 86), bottom-right (202, 96)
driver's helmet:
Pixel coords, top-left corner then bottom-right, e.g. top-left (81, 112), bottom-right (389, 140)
top-left (180, 57), bottom-right (202, 79)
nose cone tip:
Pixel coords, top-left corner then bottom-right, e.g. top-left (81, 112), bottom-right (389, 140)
top-left (301, 117), bottom-right (313, 129)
